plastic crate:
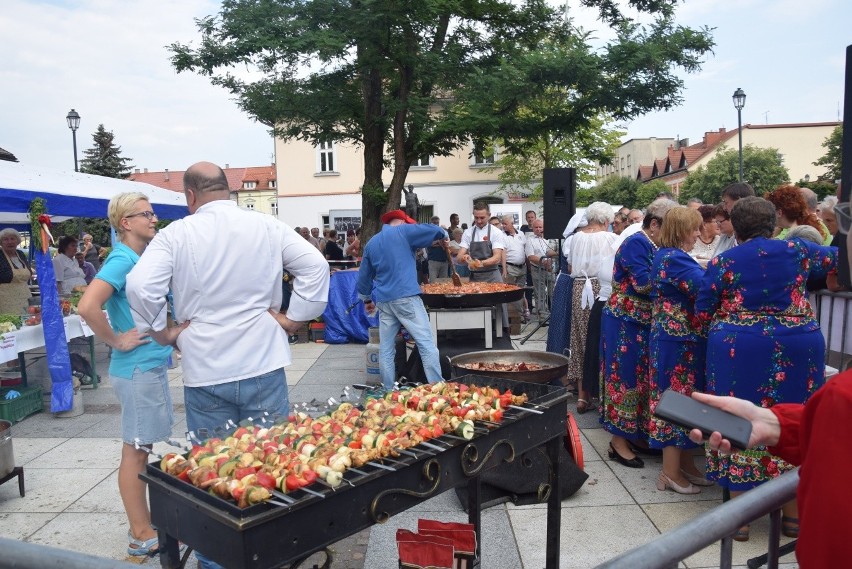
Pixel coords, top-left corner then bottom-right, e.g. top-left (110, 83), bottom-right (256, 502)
top-left (0, 386), bottom-right (44, 423)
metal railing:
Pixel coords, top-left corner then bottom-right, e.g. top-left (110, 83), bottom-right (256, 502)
top-left (0, 536), bottom-right (139, 569)
top-left (595, 468), bottom-right (800, 569)
top-left (811, 289), bottom-right (852, 373)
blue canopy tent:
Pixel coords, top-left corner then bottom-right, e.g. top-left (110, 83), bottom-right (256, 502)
top-left (0, 161), bottom-right (188, 227)
top-left (0, 160), bottom-right (188, 412)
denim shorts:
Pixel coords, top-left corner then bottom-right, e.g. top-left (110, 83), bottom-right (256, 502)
top-left (112, 364), bottom-right (174, 445)
top-left (184, 368), bottom-right (289, 437)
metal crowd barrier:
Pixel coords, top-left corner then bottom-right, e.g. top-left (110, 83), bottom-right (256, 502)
top-left (595, 469), bottom-right (800, 569)
top-left (811, 289), bottom-right (852, 373)
top-left (0, 536), bottom-right (138, 569)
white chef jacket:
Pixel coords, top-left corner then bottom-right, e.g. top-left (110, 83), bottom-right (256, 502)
top-left (126, 200), bottom-right (329, 387)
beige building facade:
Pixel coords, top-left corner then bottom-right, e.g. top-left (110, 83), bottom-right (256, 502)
top-left (596, 137), bottom-right (675, 183)
top-left (274, 138), bottom-right (543, 229)
top-left (623, 122), bottom-right (840, 196)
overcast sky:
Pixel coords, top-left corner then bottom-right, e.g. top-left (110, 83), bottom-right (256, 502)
top-left (2, 0), bottom-right (849, 175)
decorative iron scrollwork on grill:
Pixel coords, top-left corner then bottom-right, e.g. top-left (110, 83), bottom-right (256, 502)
top-left (370, 459), bottom-right (441, 524)
top-left (461, 439), bottom-right (516, 476)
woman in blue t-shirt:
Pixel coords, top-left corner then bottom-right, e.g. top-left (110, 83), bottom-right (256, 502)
top-left (77, 192), bottom-right (176, 557)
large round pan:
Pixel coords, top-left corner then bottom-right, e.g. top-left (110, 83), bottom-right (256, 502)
top-left (421, 286), bottom-right (526, 309)
top-left (449, 350), bottom-right (569, 384)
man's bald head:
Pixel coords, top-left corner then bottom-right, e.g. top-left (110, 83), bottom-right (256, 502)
top-left (184, 162), bottom-right (230, 194)
top-left (183, 162), bottom-right (230, 213)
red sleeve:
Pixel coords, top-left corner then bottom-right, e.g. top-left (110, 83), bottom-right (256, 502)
top-left (767, 403), bottom-right (804, 465)
top-left (781, 372), bottom-right (852, 568)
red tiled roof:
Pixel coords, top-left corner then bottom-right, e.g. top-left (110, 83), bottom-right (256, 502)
top-left (637, 165), bottom-right (653, 181)
top-left (239, 166), bottom-right (277, 191)
top-left (635, 121), bottom-right (841, 185)
top-left (128, 167), bottom-right (255, 193)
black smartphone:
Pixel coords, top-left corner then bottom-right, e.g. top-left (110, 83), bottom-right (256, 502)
top-left (654, 390), bottom-right (752, 450)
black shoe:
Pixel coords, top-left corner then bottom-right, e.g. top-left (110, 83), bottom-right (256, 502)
top-left (628, 440), bottom-right (662, 456)
top-left (288, 334), bottom-right (298, 344)
top-left (608, 443), bottom-right (644, 468)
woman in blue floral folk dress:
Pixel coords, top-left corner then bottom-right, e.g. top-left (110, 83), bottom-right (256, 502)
top-left (600, 198), bottom-right (678, 468)
top-left (696, 196), bottom-right (836, 540)
top-left (648, 207), bottom-right (713, 494)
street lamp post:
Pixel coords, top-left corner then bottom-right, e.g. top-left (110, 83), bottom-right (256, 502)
top-left (66, 109), bottom-right (81, 172)
top-left (732, 88), bottom-right (746, 182)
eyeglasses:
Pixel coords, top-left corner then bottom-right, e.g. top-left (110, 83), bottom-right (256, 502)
top-left (836, 201), bottom-right (851, 235)
top-left (125, 211), bottom-right (157, 220)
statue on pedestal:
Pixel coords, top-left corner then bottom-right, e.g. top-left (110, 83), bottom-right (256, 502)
top-left (403, 184), bottom-right (420, 222)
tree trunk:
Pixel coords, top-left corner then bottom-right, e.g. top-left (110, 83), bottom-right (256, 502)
top-left (359, 52), bottom-right (388, 245)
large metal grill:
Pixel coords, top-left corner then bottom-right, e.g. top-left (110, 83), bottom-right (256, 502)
top-left (143, 376), bottom-right (569, 569)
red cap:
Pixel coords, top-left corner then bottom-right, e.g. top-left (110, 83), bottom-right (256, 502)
top-left (381, 209), bottom-right (417, 225)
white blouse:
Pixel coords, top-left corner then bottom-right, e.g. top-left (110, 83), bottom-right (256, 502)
top-left (52, 254), bottom-right (87, 294)
top-left (690, 235), bottom-right (720, 262)
top-left (568, 230), bottom-right (620, 278)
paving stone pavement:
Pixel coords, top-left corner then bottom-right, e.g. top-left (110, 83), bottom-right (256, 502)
top-left (1, 322), bottom-right (801, 568)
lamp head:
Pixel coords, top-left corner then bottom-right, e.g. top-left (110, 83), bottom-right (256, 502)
top-left (732, 88), bottom-right (746, 111)
top-left (66, 108), bottom-right (81, 131)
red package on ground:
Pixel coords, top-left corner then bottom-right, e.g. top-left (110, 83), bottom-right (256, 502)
top-left (416, 520), bottom-right (477, 555)
top-left (397, 529), bottom-right (455, 569)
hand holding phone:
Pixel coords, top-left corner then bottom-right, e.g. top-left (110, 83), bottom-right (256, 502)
top-left (654, 390), bottom-right (753, 451)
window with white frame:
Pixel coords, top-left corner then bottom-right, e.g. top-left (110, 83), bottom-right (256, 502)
top-left (244, 181), bottom-right (257, 189)
top-left (245, 202), bottom-right (255, 210)
top-left (472, 142), bottom-right (495, 166)
top-left (269, 200), bottom-right (278, 216)
top-left (413, 154), bottom-right (433, 168)
top-left (317, 141), bottom-right (336, 173)
top-left (269, 180), bottom-right (276, 188)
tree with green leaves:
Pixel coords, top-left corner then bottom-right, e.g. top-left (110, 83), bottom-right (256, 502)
top-left (679, 145), bottom-right (789, 204)
top-left (54, 124), bottom-right (135, 244)
top-left (578, 176), bottom-right (668, 209)
top-left (488, 109), bottom-right (624, 201)
top-left (813, 124), bottom-right (842, 183)
top-left (169, 0), bottom-right (712, 242)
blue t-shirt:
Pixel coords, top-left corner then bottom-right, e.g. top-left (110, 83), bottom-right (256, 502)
top-left (96, 242), bottom-right (173, 379)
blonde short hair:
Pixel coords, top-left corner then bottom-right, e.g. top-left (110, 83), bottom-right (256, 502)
top-left (108, 192), bottom-right (150, 241)
top-left (660, 206), bottom-right (702, 249)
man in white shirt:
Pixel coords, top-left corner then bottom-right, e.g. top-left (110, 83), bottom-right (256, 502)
top-left (127, 161), bottom-right (329, 435)
top-left (456, 201), bottom-right (508, 327)
top-left (501, 214), bottom-right (530, 321)
top-left (525, 219), bottom-right (557, 318)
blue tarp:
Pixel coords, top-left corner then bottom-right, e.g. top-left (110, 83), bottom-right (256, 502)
top-left (33, 250), bottom-right (74, 412)
top-left (323, 270), bottom-right (378, 344)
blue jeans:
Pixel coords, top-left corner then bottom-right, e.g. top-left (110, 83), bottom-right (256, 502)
top-left (376, 296), bottom-right (442, 389)
top-left (186, 368), bottom-right (288, 569)
top-left (184, 368), bottom-right (289, 439)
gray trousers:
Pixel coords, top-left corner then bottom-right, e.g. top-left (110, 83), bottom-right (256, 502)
top-left (428, 260), bottom-right (449, 282)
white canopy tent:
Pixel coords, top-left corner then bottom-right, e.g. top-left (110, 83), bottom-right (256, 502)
top-left (0, 161), bottom-right (188, 228)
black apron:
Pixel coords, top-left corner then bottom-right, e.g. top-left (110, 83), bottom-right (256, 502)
top-left (469, 224), bottom-right (496, 273)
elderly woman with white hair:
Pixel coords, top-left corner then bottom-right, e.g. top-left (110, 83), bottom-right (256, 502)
top-left (565, 202), bottom-right (617, 413)
top-left (0, 227), bottom-right (33, 314)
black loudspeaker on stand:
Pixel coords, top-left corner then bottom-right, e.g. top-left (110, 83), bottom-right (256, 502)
top-left (542, 168), bottom-right (576, 240)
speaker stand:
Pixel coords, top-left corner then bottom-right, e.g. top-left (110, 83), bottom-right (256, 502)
top-left (520, 314), bottom-right (549, 345)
